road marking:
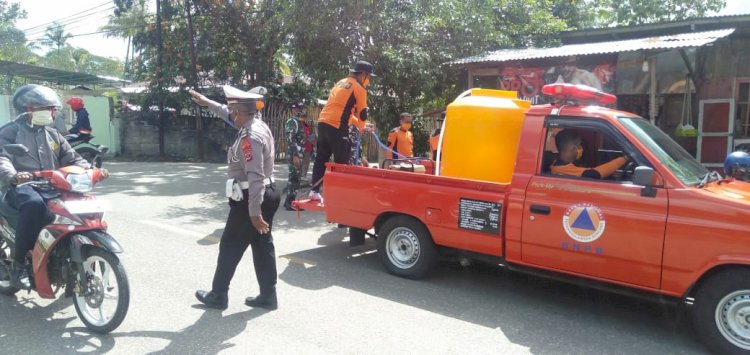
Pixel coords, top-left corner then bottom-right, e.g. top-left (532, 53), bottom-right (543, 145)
top-left (279, 255), bottom-right (317, 266)
top-left (141, 219), bottom-right (209, 238)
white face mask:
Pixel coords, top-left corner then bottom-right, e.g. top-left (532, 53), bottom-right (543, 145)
top-left (30, 110), bottom-right (54, 126)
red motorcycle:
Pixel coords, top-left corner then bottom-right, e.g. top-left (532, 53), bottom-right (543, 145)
top-left (0, 144), bottom-right (129, 334)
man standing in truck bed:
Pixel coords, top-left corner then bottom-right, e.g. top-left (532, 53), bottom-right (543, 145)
top-left (309, 60), bottom-right (374, 202)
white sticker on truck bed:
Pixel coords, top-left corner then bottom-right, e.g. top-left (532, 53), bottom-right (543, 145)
top-left (458, 198), bottom-right (501, 234)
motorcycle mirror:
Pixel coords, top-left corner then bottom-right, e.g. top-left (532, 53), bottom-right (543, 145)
top-left (3, 144), bottom-right (29, 156)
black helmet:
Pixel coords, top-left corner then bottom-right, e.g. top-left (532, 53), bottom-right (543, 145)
top-left (12, 84), bottom-right (61, 115)
top-left (349, 60), bottom-right (376, 76)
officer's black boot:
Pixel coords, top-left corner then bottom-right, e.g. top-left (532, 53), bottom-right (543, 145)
top-left (10, 260), bottom-right (31, 289)
top-left (245, 290), bottom-right (277, 310)
top-left (195, 290), bottom-right (228, 310)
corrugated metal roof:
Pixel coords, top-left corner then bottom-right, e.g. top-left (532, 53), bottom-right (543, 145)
top-left (0, 60), bottom-right (127, 86)
top-left (448, 28), bottom-right (735, 65)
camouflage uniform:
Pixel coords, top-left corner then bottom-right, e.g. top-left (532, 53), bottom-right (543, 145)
top-left (348, 124), bottom-right (365, 166)
top-left (284, 115), bottom-right (306, 208)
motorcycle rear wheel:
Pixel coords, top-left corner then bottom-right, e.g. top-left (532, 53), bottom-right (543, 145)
top-left (0, 239), bottom-right (19, 295)
top-left (72, 248), bottom-right (129, 334)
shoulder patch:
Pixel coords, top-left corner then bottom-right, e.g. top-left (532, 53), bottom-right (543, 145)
top-left (241, 136), bottom-right (252, 162)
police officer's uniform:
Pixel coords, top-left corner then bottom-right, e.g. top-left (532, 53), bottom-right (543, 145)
top-left (195, 85), bottom-right (280, 310)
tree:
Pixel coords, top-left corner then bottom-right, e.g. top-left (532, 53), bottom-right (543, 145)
top-left (101, 0), bottom-right (150, 78)
top-left (41, 22), bottom-right (72, 54)
top-left (0, 0), bottom-right (34, 63)
top-left (551, 0), bottom-right (726, 29)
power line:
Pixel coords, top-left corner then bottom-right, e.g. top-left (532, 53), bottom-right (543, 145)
top-left (21, 1), bottom-right (114, 33)
top-left (23, 6), bottom-right (116, 38)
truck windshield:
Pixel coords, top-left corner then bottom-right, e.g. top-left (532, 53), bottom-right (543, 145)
top-left (618, 116), bottom-right (708, 186)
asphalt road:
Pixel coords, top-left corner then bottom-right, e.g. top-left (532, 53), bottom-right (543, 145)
top-left (0, 162), bottom-right (708, 354)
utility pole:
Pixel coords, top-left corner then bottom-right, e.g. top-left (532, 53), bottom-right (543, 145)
top-left (186, 0), bottom-right (203, 160)
top-left (156, 0), bottom-right (165, 156)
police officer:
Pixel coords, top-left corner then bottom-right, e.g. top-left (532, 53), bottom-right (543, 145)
top-left (284, 102), bottom-right (306, 211)
top-left (189, 85), bottom-right (281, 310)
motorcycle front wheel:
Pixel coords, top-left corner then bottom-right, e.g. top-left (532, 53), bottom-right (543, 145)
top-left (72, 248), bottom-right (129, 334)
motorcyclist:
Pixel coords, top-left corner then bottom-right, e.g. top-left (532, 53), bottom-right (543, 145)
top-left (0, 84), bottom-right (94, 288)
top-left (724, 151), bottom-right (750, 182)
top-left (64, 97), bottom-right (92, 143)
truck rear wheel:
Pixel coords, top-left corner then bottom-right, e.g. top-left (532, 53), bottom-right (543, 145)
top-left (692, 269), bottom-right (750, 354)
top-left (378, 216), bottom-right (437, 279)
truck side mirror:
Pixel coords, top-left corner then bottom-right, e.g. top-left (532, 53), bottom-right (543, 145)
top-left (633, 166), bottom-right (656, 197)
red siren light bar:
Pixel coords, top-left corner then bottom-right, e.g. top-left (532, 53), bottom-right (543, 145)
top-left (541, 83), bottom-right (617, 105)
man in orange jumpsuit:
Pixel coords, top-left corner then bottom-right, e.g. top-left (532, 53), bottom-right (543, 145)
top-left (551, 129), bottom-right (628, 179)
top-left (387, 112), bottom-right (414, 158)
top-left (309, 60), bottom-right (374, 201)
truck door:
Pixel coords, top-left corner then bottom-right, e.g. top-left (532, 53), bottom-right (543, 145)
top-left (521, 119), bottom-right (668, 289)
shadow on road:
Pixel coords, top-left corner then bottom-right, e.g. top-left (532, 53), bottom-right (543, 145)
top-left (0, 293), bottom-right (268, 354)
top-left (120, 307), bottom-right (267, 354)
top-left (278, 240), bottom-right (705, 354)
top-left (0, 296), bottom-right (117, 353)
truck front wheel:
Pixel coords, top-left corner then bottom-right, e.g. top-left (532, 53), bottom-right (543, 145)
top-left (693, 270), bottom-right (750, 354)
top-left (378, 216), bottom-right (437, 279)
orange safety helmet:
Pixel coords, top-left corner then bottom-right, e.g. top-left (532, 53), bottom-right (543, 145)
top-left (66, 97), bottom-right (84, 111)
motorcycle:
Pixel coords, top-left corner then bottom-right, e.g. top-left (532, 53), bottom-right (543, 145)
top-left (0, 144), bottom-right (128, 334)
top-left (65, 134), bottom-right (108, 169)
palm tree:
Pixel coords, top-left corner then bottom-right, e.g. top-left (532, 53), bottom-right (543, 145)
top-left (71, 48), bottom-right (89, 72)
top-left (41, 22), bottom-right (72, 54)
top-left (100, 0), bottom-right (150, 78)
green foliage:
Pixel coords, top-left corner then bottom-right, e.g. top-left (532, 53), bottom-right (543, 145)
top-left (38, 46), bottom-right (124, 77)
top-left (551, 0), bottom-right (726, 29)
top-left (41, 22), bottom-right (72, 52)
top-left (104, 0), bottom-right (728, 133)
top-left (0, 0), bottom-right (32, 63)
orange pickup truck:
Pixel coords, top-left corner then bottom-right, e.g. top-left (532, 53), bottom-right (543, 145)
top-left (314, 85), bottom-right (750, 354)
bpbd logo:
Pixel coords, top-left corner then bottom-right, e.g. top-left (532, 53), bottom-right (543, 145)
top-left (562, 202), bottom-right (606, 243)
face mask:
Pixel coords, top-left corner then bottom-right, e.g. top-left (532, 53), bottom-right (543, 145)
top-left (401, 123), bottom-right (412, 131)
top-left (31, 110), bottom-right (54, 126)
top-left (576, 146), bottom-right (584, 160)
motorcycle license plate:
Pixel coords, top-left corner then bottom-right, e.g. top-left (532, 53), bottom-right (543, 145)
top-left (65, 200), bottom-right (112, 214)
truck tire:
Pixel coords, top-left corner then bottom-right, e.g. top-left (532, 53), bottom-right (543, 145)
top-left (692, 269), bottom-right (750, 354)
top-left (378, 216), bottom-right (437, 279)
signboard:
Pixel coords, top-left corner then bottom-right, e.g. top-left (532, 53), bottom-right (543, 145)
top-left (458, 198), bottom-right (501, 234)
top-left (498, 55), bottom-right (616, 104)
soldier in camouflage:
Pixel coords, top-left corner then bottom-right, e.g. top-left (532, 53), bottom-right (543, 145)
top-left (284, 103), bottom-right (307, 211)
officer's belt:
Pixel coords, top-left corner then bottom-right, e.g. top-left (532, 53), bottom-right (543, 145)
top-left (238, 177), bottom-right (275, 189)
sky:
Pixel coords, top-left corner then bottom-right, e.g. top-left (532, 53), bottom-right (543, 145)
top-left (14, 0), bottom-right (750, 63)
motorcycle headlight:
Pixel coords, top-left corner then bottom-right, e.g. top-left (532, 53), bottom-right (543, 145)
top-left (66, 173), bottom-right (93, 193)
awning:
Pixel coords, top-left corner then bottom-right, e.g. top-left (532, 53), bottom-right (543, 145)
top-left (448, 28), bottom-right (735, 65)
top-left (0, 60), bottom-right (127, 86)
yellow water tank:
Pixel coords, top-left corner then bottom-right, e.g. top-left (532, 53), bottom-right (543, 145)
top-left (438, 89), bottom-right (530, 184)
